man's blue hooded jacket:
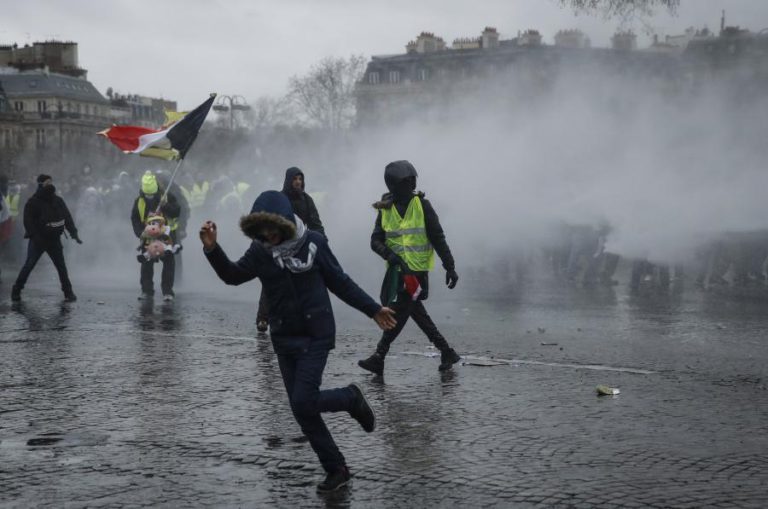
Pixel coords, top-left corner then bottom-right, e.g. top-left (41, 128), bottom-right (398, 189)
top-left (205, 191), bottom-right (379, 352)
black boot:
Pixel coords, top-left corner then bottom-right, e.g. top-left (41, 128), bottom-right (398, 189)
top-left (438, 348), bottom-right (461, 371)
top-left (317, 466), bottom-right (351, 492)
top-left (358, 352), bottom-right (384, 376)
top-left (64, 291), bottom-right (77, 302)
top-left (11, 285), bottom-right (21, 302)
top-left (348, 383), bottom-right (375, 433)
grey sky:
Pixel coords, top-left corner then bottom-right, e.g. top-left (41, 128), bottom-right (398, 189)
top-left (4, 0), bottom-right (768, 109)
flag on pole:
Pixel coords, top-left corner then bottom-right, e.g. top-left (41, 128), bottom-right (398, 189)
top-left (162, 109), bottom-right (188, 129)
top-left (99, 94), bottom-right (216, 161)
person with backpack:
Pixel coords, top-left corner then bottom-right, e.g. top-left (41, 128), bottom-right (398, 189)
top-left (11, 174), bottom-right (81, 302)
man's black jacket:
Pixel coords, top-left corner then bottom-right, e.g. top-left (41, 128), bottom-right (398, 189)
top-left (23, 186), bottom-right (78, 244)
top-left (130, 191), bottom-right (181, 238)
top-left (281, 167), bottom-right (325, 235)
top-left (371, 193), bottom-right (455, 299)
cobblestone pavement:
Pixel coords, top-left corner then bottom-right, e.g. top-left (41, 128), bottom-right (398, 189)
top-left (1, 276), bottom-right (768, 508)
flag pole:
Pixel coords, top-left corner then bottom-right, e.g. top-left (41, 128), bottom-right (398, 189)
top-left (156, 157), bottom-right (185, 214)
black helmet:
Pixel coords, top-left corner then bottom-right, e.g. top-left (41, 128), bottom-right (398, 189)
top-left (384, 160), bottom-right (418, 192)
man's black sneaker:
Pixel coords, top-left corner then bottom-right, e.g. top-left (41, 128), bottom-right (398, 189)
top-left (11, 285), bottom-right (21, 302)
top-left (317, 466), bottom-right (351, 493)
top-left (357, 352), bottom-right (384, 376)
top-left (438, 348), bottom-right (461, 371)
top-left (64, 291), bottom-right (77, 302)
top-left (348, 383), bottom-right (375, 433)
top-left (137, 292), bottom-right (154, 301)
top-left (256, 319), bottom-right (268, 332)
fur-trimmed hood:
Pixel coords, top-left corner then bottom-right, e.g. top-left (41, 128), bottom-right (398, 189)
top-left (240, 190), bottom-right (296, 240)
top-left (372, 191), bottom-right (425, 210)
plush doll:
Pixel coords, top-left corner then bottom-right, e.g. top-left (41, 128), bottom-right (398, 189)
top-left (137, 215), bottom-right (181, 262)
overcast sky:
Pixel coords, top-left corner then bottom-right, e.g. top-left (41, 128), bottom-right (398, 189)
top-left (3, 0), bottom-right (768, 109)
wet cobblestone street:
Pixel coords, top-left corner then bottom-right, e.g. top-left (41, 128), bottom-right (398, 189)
top-left (2, 277), bottom-right (768, 508)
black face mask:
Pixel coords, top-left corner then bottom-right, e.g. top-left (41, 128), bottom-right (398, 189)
top-left (40, 184), bottom-right (56, 197)
top-left (392, 178), bottom-right (415, 202)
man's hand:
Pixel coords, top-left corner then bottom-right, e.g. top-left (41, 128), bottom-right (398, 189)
top-left (74, 236), bottom-right (83, 245)
top-left (199, 221), bottom-right (217, 251)
top-left (373, 307), bottom-right (397, 330)
top-left (446, 269), bottom-right (459, 289)
top-left (389, 255), bottom-right (411, 274)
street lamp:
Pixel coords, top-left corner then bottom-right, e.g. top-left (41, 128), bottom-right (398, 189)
top-left (212, 95), bottom-right (251, 130)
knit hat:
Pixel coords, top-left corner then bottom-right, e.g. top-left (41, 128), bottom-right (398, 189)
top-left (37, 174), bottom-right (52, 184)
top-left (141, 171), bottom-right (158, 195)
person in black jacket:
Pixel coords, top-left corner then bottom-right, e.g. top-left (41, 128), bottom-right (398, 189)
top-left (200, 190), bottom-right (396, 492)
top-left (11, 174), bottom-right (81, 302)
top-left (281, 167), bottom-right (325, 235)
top-left (130, 171), bottom-right (181, 301)
top-left (358, 160), bottom-right (461, 375)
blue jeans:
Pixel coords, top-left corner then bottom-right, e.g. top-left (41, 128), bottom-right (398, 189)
top-left (276, 339), bottom-right (355, 473)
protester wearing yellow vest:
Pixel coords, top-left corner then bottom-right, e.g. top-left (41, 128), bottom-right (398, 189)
top-left (358, 160), bottom-right (461, 375)
top-left (130, 171), bottom-right (181, 301)
top-left (180, 181), bottom-right (209, 210)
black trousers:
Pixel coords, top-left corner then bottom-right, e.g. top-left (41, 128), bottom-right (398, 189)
top-left (14, 237), bottom-right (72, 293)
top-left (375, 298), bottom-right (450, 356)
top-left (277, 340), bottom-right (355, 473)
top-left (140, 252), bottom-right (175, 295)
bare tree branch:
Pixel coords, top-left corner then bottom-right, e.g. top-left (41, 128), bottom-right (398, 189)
top-left (558, 0), bottom-right (679, 18)
top-left (288, 55), bottom-right (367, 130)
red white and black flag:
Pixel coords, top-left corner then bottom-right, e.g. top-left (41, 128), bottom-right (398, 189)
top-left (99, 94), bottom-right (215, 161)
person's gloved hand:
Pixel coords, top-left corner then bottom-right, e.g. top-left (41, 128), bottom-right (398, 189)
top-left (446, 269), bottom-right (459, 289)
top-left (74, 236), bottom-right (83, 244)
top-left (389, 255), bottom-right (411, 274)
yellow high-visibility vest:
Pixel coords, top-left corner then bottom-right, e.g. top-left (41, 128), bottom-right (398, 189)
top-left (235, 182), bottom-right (250, 198)
top-left (380, 195), bottom-right (434, 272)
top-left (182, 182), bottom-right (209, 209)
top-left (8, 193), bottom-right (20, 217)
top-left (138, 197), bottom-right (178, 231)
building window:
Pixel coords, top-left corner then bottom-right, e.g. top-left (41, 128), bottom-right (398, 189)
top-left (37, 101), bottom-right (47, 112)
top-left (368, 72), bottom-right (380, 85)
top-left (417, 68), bottom-right (429, 81)
top-left (36, 129), bottom-right (46, 148)
top-left (14, 101), bottom-right (24, 112)
top-left (389, 70), bottom-right (400, 84)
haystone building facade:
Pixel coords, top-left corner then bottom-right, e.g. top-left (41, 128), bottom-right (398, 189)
top-left (355, 25), bottom-right (768, 126)
top-left (0, 40), bottom-right (178, 181)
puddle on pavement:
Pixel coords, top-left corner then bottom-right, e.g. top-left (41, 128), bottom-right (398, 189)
top-left (1, 431), bottom-right (109, 449)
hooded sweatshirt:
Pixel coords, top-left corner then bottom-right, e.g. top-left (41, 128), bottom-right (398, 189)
top-left (23, 184), bottom-right (78, 242)
top-left (205, 190), bottom-right (379, 351)
top-left (281, 167), bottom-right (325, 236)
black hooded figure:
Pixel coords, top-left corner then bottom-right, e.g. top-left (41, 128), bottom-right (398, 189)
top-left (11, 174), bottom-right (81, 302)
top-left (200, 190), bottom-right (395, 492)
top-left (281, 167), bottom-right (325, 236)
top-left (358, 160), bottom-right (461, 375)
